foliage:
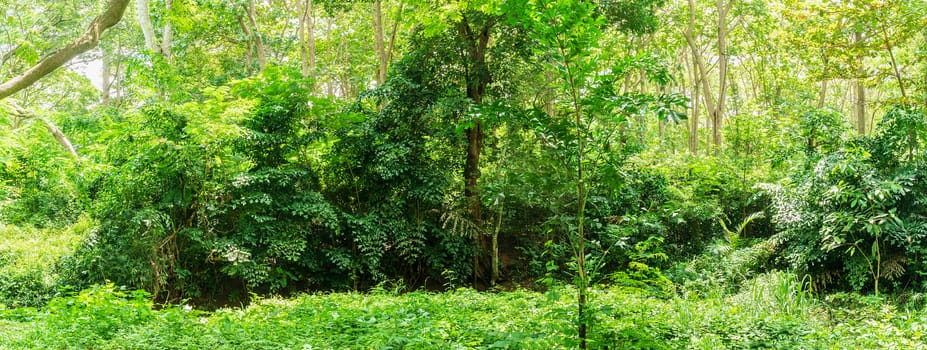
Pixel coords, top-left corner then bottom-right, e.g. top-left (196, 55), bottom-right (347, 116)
top-left (763, 106), bottom-right (927, 294)
top-left (2, 282), bottom-right (927, 349)
top-left (0, 217), bottom-right (89, 307)
top-left (0, 114), bottom-right (83, 228)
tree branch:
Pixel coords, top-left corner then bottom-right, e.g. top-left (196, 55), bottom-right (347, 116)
top-left (0, 0), bottom-right (131, 100)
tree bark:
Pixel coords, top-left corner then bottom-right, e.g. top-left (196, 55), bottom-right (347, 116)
top-left (161, 0), bottom-right (174, 59)
top-left (818, 79), bottom-right (827, 109)
top-left (8, 104), bottom-right (79, 159)
top-left (101, 47), bottom-right (113, 105)
top-left (373, 0), bottom-right (387, 85)
top-left (878, 22), bottom-right (906, 100)
top-left (138, 0), bottom-right (161, 53)
top-left (855, 31), bottom-right (866, 134)
top-left (458, 16), bottom-right (493, 284)
top-left (685, 49), bottom-right (699, 154)
top-left (0, 0), bottom-right (130, 100)
top-left (298, 0), bottom-right (316, 80)
top-left (386, 0), bottom-right (405, 67)
top-left (246, 0), bottom-right (267, 72)
top-left (684, 0), bottom-right (730, 152)
top-left (713, 0), bottom-right (732, 151)
top-left (684, 0), bottom-right (717, 151)
top-left (39, 117), bottom-right (79, 160)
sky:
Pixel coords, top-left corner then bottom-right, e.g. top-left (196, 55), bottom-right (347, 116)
top-left (70, 50), bottom-right (105, 92)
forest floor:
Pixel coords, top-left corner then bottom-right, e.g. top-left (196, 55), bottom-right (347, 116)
top-left (2, 222), bottom-right (927, 349)
top-left (1, 278), bottom-right (926, 349)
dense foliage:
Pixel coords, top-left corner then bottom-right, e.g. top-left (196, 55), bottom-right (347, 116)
top-left (1, 0), bottom-right (927, 347)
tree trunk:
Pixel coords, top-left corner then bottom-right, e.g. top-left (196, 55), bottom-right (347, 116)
top-left (386, 0), bottom-right (405, 67)
top-left (856, 79), bottom-right (866, 134)
top-left (855, 31), bottom-right (866, 134)
top-left (458, 16), bottom-right (493, 284)
top-left (713, 0), bottom-right (732, 151)
top-left (686, 50), bottom-right (699, 154)
top-left (373, 0), bottom-right (387, 85)
top-left (246, 0), bottom-right (267, 72)
top-left (238, 16), bottom-right (254, 74)
top-left (818, 79), bottom-right (827, 109)
top-left (297, 0), bottom-right (316, 82)
top-left (39, 117), bottom-right (79, 160)
top-left (138, 0), bottom-right (160, 53)
top-left (298, 0), bottom-right (310, 78)
top-left (878, 23), bottom-right (906, 100)
top-left (161, 0), bottom-right (174, 59)
top-left (491, 188), bottom-right (503, 286)
top-left (8, 105), bottom-right (79, 160)
top-left (684, 0), bottom-right (718, 152)
top-left (308, 0), bottom-right (316, 78)
top-left (325, 18), bottom-right (335, 96)
top-left (101, 47), bottom-right (113, 105)
top-left (0, 0), bottom-right (130, 100)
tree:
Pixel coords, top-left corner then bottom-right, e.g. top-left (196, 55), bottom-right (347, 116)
top-left (298, 0), bottom-right (317, 80)
top-left (0, 0), bottom-right (131, 100)
top-left (682, 0), bottom-right (733, 151)
top-left (137, 0), bottom-right (174, 58)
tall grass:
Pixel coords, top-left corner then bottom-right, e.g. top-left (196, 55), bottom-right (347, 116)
top-left (0, 216), bottom-right (90, 307)
top-left (735, 271), bottom-right (817, 318)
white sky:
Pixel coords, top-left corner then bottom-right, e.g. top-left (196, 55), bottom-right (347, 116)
top-left (69, 51), bottom-right (105, 92)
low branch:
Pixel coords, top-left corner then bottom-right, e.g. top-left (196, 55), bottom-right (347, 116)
top-left (7, 103), bottom-right (80, 160)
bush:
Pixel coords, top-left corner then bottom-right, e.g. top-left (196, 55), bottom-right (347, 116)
top-left (762, 106), bottom-right (927, 294)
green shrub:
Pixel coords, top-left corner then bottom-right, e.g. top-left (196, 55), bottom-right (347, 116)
top-left (763, 106), bottom-right (927, 294)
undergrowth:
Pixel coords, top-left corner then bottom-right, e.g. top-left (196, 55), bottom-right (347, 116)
top-left (0, 216), bottom-right (89, 307)
top-left (0, 276), bottom-right (925, 349)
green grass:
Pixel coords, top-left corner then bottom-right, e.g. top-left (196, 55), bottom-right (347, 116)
top-left (0, 276), bottom-right (925, 349)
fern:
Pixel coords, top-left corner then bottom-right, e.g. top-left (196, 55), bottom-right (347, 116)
top-left (440, 210), bottom-right (484, 238)
top-left (719, 211), bottom-right (765, 249)
top-left (880, 256), bottom-right (907, 281)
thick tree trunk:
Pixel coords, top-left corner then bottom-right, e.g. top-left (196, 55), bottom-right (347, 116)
top-left (0, 0), bottom-right (130, 100)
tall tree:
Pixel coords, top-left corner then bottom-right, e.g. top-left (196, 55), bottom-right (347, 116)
top-left (682, 0), bottom-right (732, 151)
